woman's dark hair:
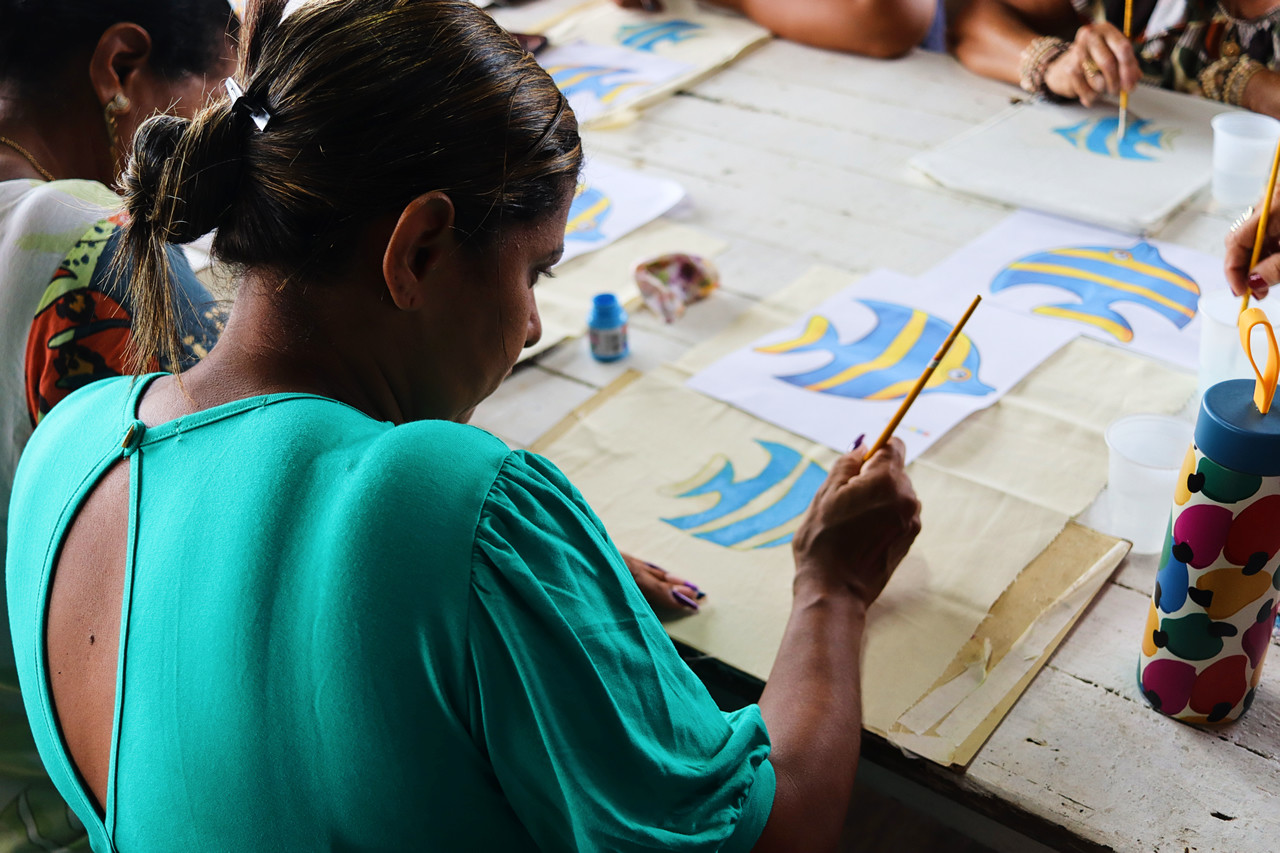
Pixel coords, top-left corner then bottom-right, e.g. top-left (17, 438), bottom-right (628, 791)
top-left (116, 0), bottom-right (582, 375)
top-left (0, 0), bottom-right (236, 89)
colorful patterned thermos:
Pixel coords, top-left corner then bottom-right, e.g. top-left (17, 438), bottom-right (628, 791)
top-left (1138, 378), bottom-right (1280, 723)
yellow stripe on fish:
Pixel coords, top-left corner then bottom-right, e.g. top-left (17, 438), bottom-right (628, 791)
top-left (1048, 248), bottom-right (1198, 292)
top-left (806, 310), bottom-right (929, 392)
top-left (1007, 262), bottom-right (1196, 319)
top-left (1034, 305), bottom-right (1135, 341)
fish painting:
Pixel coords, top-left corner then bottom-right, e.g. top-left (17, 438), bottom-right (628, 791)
top-left (755, 300), bottom-right (993, 400)
top-left (545, 64), bottom-right (648, 104)
top-left (1053, 117), bottom-right (1174, 161)
top-left (990, 242), bottom-right (1199, 341)
top-left (565, 184), bottom-right (612, 243)
top-left (662, 440), bottom-right (827, 549)
top-left (616, 20), bottom-right (705, 51)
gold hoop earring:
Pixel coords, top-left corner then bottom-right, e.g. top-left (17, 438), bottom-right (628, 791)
top-left (103, 93), bottom-right (131, 170)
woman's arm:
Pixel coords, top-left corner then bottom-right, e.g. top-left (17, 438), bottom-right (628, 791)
top-left (612, 0), bottom-right (937, 58)
top-left (950, 0), bottom-right (1075, 84)
top-left (715, 0), bottom-right (937, 59)
top-left (1242, 68), bottom-right (1280, 122)
top-left (751, 441), bottom-right (920, 852)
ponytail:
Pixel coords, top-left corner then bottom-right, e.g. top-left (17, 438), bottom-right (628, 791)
top-left (115, 98), bottom-right (246, 375)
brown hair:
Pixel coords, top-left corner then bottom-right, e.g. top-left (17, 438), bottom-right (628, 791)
top-left (116, 0), bottom-right (582, 374)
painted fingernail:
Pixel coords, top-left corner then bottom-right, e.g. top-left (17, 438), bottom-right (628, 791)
top-left (672, 589), bottom-right (700, 611)
top-left (645, 561), bottom-right (664, 571)
top-left (692, 589), bottom-right (707, 600)
top-left (675, 578), bottom-right (706, 596)
top-left (1249, 272), bottom-right (1268, 292)
top-left (851, 433), bottom-right (865, 451)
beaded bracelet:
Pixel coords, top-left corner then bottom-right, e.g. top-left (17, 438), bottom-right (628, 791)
top-left (1199, 56), bottom-right (1233, 101)
top-left (1020, 36), bottom-right (1072, 98)
top-left (1226, 56), bottom-right (1264, 107)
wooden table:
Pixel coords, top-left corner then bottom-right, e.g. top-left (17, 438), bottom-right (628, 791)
top-left (470, 39), bottom-right (1280, 852)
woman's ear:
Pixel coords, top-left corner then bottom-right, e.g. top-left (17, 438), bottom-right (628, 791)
top-left (382, 192), bottom-right (457, 311)
top-left (88, 22), bottom-right (154, 109)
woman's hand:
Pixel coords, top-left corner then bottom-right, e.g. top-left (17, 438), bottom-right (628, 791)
top-left (621, 552), bottom-right (704, 615)
top-left (1226, 199), bottom-right (1280, 300)
top-left (790, 439), bottom-right (921, 608)
top-left (1044, 22), bottom-right (1139, 107)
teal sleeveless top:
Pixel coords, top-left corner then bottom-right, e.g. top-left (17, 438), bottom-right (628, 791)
top-left (6, 375), bottom-right (774, 852)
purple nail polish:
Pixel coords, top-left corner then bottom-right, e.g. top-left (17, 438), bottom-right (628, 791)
top-left (693, 589), bottom-right (706, 600)
top-left (645, 561), bottom-right (663, 570)
top-left (672, 589), bottom-right (700, 611)
top-left (851, 433), bottom-right (865, 450)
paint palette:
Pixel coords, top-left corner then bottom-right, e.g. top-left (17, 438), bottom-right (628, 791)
top-left (911, 86), bottom-right (1232, 234)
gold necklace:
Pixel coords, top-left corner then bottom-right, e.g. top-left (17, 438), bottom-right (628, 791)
top-left (0, 135), bottom-right (55, 182)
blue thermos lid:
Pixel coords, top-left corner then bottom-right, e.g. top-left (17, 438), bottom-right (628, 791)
top-left (1196, 379), bottom-right (1280, 476)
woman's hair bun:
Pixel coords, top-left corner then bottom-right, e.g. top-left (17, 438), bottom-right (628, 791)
top-left (120, 107), bottom-right (246, 245)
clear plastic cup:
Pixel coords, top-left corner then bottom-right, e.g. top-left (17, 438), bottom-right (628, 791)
top-left (1212, 112), bottom-right (1280, 210)
top-left (1198, 290), bottom-right (1280, 400)
top-left (1105, 414), bottom-right (1194, 553)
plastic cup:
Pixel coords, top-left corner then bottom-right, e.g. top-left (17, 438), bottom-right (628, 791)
top-left (1212, 112), bottom-right (1280, 210)
top-left (1105, 414), bottom-right (1194, 553)
top-left (1198, 290), bottom-right (1280, 400)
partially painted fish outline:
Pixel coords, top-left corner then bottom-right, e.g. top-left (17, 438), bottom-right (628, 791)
top-left (616, 20), bottom-right (705, 51)
top-left (1053, 117), bottom-right (1174, 161)
top-left (755, 299), bottom-right (994, 400)
top-left (565, 184), bottom-right (612, 243)
top-left (990, 241), bottom-right (1199, 342)
top-left (546, 64), bottom-right (648, 104)
top-left (662, 440), bottom-right (827, 549)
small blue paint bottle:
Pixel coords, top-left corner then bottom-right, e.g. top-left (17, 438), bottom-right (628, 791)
top-left (587, 293), bottom-right (629, 362)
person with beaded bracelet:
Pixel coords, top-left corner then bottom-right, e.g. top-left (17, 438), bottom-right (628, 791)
top-left (950, 0), bottom-right (1280, 117)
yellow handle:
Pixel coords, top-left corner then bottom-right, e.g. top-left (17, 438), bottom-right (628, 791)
top-left (1239, 306), bottom-right (1279, 414)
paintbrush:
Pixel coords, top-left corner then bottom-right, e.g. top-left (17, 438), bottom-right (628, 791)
top-left (1243, 138), bottom-right (1280, 313)
top-left (864, 294), bottom-right (982, 458)
top-left (1118, 0), bottom-right (1133, 140)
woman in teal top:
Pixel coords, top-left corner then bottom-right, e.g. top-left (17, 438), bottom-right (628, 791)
top-left (7, 1), bottom-right (922, 851)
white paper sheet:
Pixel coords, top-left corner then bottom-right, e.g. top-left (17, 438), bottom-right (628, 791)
top-left (478, 0), bottom-right (599, 34)
top-left (546, 0), bottom-right (770, 63)
top-left (686, 269), bottom-right (1079, 461)
top-left (561, 158), bottom-right (686, 264)
top-left (911, 87), bottom-right (1232, 234)
top-left (537, 41), bottom-right (692, 124)
top-left (540, 0), bottom-right (770, 126)
top-left (918, 209), bottom-right (1228, 371)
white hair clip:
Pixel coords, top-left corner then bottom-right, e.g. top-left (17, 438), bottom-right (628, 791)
top-left (281, 0), bottom-right (313, 21)
top-left (224, 78), bottom-right (272, 132)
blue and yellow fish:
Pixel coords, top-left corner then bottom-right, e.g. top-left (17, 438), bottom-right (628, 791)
top-left (565, 184), bottom-right (612, 243)
top-left (1053, 117), bottom-right (1174, 161)
top-left (662, 440), bottom-right (827, 549)
top-left (616, 20), bottom-right (705, 51)
top-left (989, 241), bottom-right (1199, 342)
top-left (546, 64), bottom-right (647, 104)
top-left (756, 299), bottom-right (993, 400)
